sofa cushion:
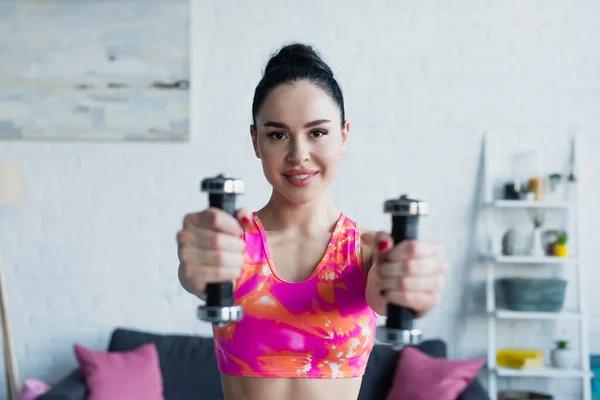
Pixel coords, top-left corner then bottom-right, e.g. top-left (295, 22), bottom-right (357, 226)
top-left (74, 342), bottom-right (164, 400)
top-left (358, 340), bottom-right (447, 399)
top-left (108, 328), bottom-right (223, 400)
top-left (385, 346), bottom-right (485, 400)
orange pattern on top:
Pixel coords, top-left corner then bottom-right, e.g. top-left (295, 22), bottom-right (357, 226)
top-left (212, 212), bottom-right (378, 379)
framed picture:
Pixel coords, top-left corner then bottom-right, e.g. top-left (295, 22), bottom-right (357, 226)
top-left (0, 0), bottom-right (190, 141)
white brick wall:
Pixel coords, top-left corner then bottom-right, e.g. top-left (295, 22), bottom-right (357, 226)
top-left (1, 1), bottom-right (599, 398)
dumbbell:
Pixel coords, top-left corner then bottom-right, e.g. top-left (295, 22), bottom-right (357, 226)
top-left (375, 194), bottom-right (429, 350)
top-left (197, 173), bottom-right (245, 327)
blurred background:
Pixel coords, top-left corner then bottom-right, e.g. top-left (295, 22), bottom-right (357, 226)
top-left (0, 1), bottom-right (599, 399)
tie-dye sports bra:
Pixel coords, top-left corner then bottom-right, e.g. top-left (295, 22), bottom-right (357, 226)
top-left (212, 212), bottom-right (378, 379)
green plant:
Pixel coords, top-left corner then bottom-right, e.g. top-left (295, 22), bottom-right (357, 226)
top-left (556, 232), bottom-right (568, 245)
top-left (556, 340), bottom-right (569, 349)
top-left (548, 173), bottom-right (563, 191)
top-left (568, 173), bottom-right (577, 182)
top-left (549, 173), bottom-right (562, 180)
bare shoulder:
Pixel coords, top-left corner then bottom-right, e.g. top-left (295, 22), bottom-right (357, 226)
top-left (358, 226), bottom-right (377, 277)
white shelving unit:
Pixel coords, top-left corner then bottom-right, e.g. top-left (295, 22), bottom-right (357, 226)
top-left (480, 134), bottom-right (592, 400)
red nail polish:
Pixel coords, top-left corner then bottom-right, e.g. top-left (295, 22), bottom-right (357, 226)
top-left (242, 216), bottom-right (250, 225)
top-left (378, 241), bottom-right (388, 251)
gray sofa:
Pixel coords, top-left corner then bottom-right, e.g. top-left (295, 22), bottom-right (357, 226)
top-left (38, 327), bottom-right (489, 400)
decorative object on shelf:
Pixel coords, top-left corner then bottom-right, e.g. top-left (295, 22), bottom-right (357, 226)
top-left (496, 348), bottom-right (545, 369)
top-left (496, 277), bottom-right (567, 312)
top-left (553, 232), bottom-right (568, 257)
top-left (501, 229), bottom-right (518, 256)
top-left (547, 173), bottom-right (566, 202)
top-left (542, 230), bottom-right (565, 256)
top-left (528, 212), bottom-right (545, 257)
top-left (527, 177), bottom-right (546, 201)
top-left (504, 181), bottom-right (523, 200)
top-left (548, 173), bottom-right (562, 191)
top-left (550, 340), bottom-right (576, 369)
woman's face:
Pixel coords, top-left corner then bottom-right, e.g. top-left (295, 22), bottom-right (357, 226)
top-left (251, 80), bottom-right (349, 205)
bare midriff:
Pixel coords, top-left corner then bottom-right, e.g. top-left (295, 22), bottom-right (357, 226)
top-left (220, 373), bottom-right (363, 400)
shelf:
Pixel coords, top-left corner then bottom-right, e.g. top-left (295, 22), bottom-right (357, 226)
top-left (492, 366), bottom-right (592, 378)
top-left (483, 254), bottom-right (575, 264)
top-left (480, 134), bottom-right (589, 399)
top-left (485, 200), bottom-right (572, 209)
top-left (491, 309), bottom-right (581, 320)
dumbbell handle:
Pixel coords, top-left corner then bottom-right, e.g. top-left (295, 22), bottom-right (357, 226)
top-left (205, 193), bottom-right (236, 308)
top-left (386, 214), bottom-right (419, 331)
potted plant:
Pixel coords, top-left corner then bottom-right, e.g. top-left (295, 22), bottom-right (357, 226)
top-left (550, 340), bottom-right (575, 369)
top-left (553, 232), bottom-right (568, 257)
top-left (549, 173), bottom-right (562, 191)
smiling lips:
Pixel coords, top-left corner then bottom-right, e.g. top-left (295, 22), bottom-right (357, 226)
top-left (283, 168), bottom-right (318, 187)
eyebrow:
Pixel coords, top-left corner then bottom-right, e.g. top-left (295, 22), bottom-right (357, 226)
top-left (262, 119), bottom-right (331, 129)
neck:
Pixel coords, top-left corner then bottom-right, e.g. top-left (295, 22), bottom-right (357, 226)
top-left (257, 188), bottom-right (340, 234)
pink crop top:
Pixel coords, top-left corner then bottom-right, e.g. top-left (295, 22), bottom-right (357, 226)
top-left (212, 212), bottom-right (378, 379)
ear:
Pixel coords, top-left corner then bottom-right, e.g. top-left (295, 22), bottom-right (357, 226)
top-left (250, 124), bottom-right (260, 158)
top-left (340, 120), bottom-right (350, 155)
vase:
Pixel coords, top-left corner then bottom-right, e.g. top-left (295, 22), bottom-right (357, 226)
top-left (530, 227), bottom-right (545, 257)
top-left (502, 229), bottom-right (517, 256)
top-left (550, 348), bottom-right (576, 369)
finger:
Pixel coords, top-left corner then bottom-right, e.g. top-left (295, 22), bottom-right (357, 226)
top-left (386, 240), bottom-right (445, 262)
top-left (373, 231), bottom-right (393, 264)
top-left (177, 229), bottom-right (246, 253)
top-left (380, 256), bottom-right (447, 278)
top-left (380, 274), bottom-right (445, 292)
top-left (384, 291), bottom-right (441, 314)
top-left (235, 207), bottom-right (253, 228)
top-left (179, 246), bottom-right (244, 268)
top-left (186, 208), bottom-right (244, 236)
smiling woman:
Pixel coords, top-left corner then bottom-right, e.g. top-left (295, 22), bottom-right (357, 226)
top-left (176, 42), bottom-right (450, 400)
top-left (250, 79), bottom-right (348, 205)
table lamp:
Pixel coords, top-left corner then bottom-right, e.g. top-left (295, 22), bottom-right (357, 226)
top-left (0, 161), bottom-right (28, 400)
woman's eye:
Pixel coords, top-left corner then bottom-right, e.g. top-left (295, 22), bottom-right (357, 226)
top-left (311, 130), bottom-right (327, 138)
top-left (267, 132), bottom-right (286, 140)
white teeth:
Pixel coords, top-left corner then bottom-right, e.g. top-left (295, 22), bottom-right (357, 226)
top-left (293, 174), bottom-right (310, 179)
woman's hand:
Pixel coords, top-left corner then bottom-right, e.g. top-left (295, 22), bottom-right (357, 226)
top-left (176, 207), bottom-right (251, 299)
top-left (365, 232), bottom-right (449, 318)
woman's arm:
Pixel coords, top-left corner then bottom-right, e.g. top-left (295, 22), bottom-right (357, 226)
top-left (360, 230), bottom-right (388, 316)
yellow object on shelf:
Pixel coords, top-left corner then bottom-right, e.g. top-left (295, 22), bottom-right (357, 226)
top-left (554, 243), bottom-right (568, 257)
top-left (497, 348), bottom-right (545, 369)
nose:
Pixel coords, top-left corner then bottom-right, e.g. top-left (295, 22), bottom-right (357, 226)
top-left (286, 136), bottom-right (310, 164)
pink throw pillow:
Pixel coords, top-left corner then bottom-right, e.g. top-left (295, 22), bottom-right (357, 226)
top-left (18, 378), bottom-right (50, 400)
top-left (74, 342), bottom-right (164, 400)
top-left (387, 346), bottom-right (484, 400)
